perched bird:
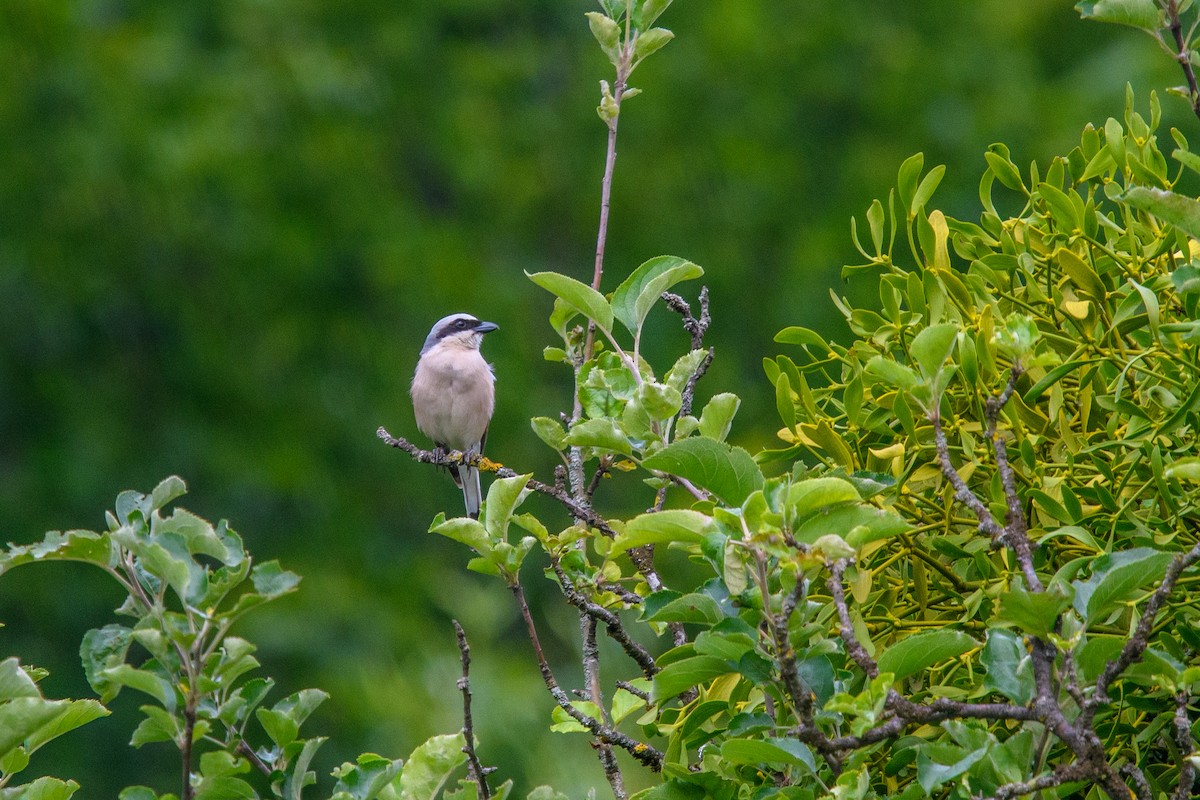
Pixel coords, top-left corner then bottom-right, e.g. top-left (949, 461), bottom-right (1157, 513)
top-left (410, 313), bottom-right (499, 519)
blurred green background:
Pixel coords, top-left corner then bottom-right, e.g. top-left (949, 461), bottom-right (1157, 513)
top-left (0, 0), bottom-right (1186, 795)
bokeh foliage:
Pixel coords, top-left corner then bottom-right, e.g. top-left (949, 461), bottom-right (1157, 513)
top-left (0, 0), bottom-right (1191, 796)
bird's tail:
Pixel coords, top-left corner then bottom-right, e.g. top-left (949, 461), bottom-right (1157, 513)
top-left (461, 464), bottom-right (483, 520)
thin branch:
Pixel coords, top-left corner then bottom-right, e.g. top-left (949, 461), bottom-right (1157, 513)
top-left (453, 621), bottom-right (492, 800)
top-left (772, 577), bottom-right (815, 722)
top-left (1173, 692), bottom-right (1197, 800)
top-left (1122, 763), bottom-right (1153, 800)
top-left (1167, 0), bottom-right (1200, 122)
top-left (510, 581), bottom-right (663, 770)
top-left (984, 365), bottom-right (1040, 592)
top-left (931, 415), bottom-right (1006, 541)
top-left (615, 680), bottom-right (650, 702)
top-left (827, 560), bottom-right (879, 678)
top-left (376, 428), bottom-right (617, 537)
top-left (580, 613), bottom-right (627, 800)
top-left (581, 43), bottom-right (632, 368)
top-left (235, 740), bottom-right (273, 776)
top-left (553, 560), bottom-right (658, 677)
top-left (986, 762), bottom-right (1091, 800)
top-left (586, 457), bottom-right (611, 501)
top-left (661, 287), bottom-right (712, 352)
top-left (1084, 540), bottom-right (1200, 722)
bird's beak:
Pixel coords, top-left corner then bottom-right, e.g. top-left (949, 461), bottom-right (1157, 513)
top-left (474, 321), bottom-right (499, 334)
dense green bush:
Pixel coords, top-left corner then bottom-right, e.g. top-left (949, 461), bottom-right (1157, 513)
top-left (8, 2), bottom-right (1200, 800)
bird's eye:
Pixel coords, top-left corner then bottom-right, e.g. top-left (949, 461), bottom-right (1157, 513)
top-left (455, 319), bottom-right (468, 329)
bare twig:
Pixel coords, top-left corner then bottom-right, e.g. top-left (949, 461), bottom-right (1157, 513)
top-left (553, 560), bottom-right (658, 677)
top-left (615, 680), bottom-right (650, 702)
top-left (1173, 692), bottom-right (1197, 800)
top-left (772, 578), bottom-right (815, 722)
top-left (235, 740), bottom-right (273, 776)
top-left (931, 415), bottom-right (1007, 541)
top-left (580, 614), bottom-right (627, 800)
top-left (1167, 0), bottom-right (1200, 122)
top-left (987, 762), bottom-right (1091, 800)
top-left (1083, 540), bottom-right (1200, 722)
top-left (510, 581), bottom-right (663, 770)
top-left (376, 428), bottom-right (618, 537)
top-left (827, 560), bottom-right (879, 678)
top-left (453, 621), bottom-right (492, 800)
top-left (662, 287), bottom-right (712, 352)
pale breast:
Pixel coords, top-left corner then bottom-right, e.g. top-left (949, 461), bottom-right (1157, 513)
top-left (411, 348), bottom-right (495, 450)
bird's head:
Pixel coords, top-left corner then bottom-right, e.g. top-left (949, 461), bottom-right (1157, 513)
top-left (421, 313), bottom-right (499, 355)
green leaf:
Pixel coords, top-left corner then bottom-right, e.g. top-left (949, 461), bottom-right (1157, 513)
top-left (786, 477), bottom-right (859, 516)
top-left (697, 393), bottom-right (740, 442)
top-left (4, 777), bottom-right (81, 800)
top-left (550, 701), bottom-right (602, 733)
top-left (1022, 360), bottom-right (1088, 405)
top-left (530, 417), bottom-right (567, 451)
top-left (564, 418), bottom-right (632, 456)
top-left (633, 27), bottom-right (674, 62)
top-left (0, 698), bottom-right (67, 759)
top-left (527, 271), bottom-right (613, 334)
top-left (101, 666), bottom-right (175, 711)
top-left (1056, 248), bottom-right (1105, 299)
top-left (0, 659), bottom-right (40, 701)
top-left (1121, 186), bottom-right (1200, 239)
top-left (916, 742), bottom-right (988, 795)
top-left (25, 699), bottom-right (108, 753)
top-left (80, 625), bottom-right (133, 703)
top-left (876, 630), bottom-right (978, 681)
top-left (250, 561), bottom-right (301, 598)
top-left (148, 476), bottom-right (188, 513)
top-left (981, 629), bottom-right (1034, 705)
top-left (774, 326), bottom-right (832, 351)
top-left (613, 510), bottom-right (713, 550)
top-left (997, 583), bottom-right (1071, 638)
top-left (584, 12), bottom-right (620, 63)
top-left (331, 753), bottom-right (404, 800)
top-left (719, 739), bottom-right (815, 770)
top-left (642, 593), bottom-right (723, 625)
top-left (910, 164), bottom-right (946, 215)
top-left (1165, 456), bottom-right (1200, 481)
top-left (611, 256), bottom-right (702, 335)
top-left (429, 516), bottom-right (491, 553)
top-left (0, 529), bottom-right (115, 576)
top-left (651, 656), bottom-right (731, 701)
top-left (1075, 0), bottom-right (1162, 30)
top-left (896, 153), bottom-right (924, 215)
top-left (910, 323), bottom-right (958, 379)
top-left (792, 504), bottom-right (910, 549)
top-left (1078, 548), bottom-right (1174, 622)
top-left (118, 788), bottom-right (160, 800)
top-left (641, 437), bottom-right (764, 505)
top-left (864, 357), bottom-right (920, 391)
top-left (482, 474), bottom-right (534, 538)
top-left (130, 705), bottom-right (180, 747)
top-left (285, 737), bottom-right (325, 800)
top-left (257, 689), bottom-right (328, 748)
top-left (636, 0), bottom-right (673, 28)
top-left (398, 733), bottom-right (468, 800)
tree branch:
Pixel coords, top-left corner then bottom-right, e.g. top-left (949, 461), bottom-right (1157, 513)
top-left (553, 560), bottom-right (658, 678)
top-left (1083, 540), bottom-right (1200, 723)
top-left (510, 581), bottom-right (663, 770)
top-left (1167, 0), bottom-right (1200, 122)
top-left (1173, 691), bottom-right (1197, 800)
top-left (376, 428), bottom-right (618, 537)
top-left (827, 559), bottom-right (879, 678)
top-left (453, 621), bottom-right (492, 800)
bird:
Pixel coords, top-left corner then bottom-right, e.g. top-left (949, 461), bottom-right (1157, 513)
top-left (410, 313), bottom-right (499, 519)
